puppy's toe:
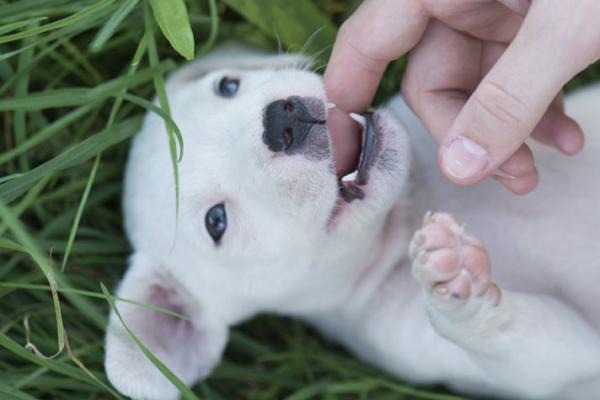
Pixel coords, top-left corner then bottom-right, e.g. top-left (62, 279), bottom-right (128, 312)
top-left (411, 212), bottom-right (502, 314)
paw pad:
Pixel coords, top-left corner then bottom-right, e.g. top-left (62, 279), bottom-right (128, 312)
top-left (410, 212), bottom-right (501, 308)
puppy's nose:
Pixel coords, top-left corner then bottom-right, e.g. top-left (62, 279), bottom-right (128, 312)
top-left (262, 96), bottom-right (325, 153)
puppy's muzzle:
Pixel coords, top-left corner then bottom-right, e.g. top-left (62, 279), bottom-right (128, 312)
top-left (262, 96), bottom-right (326, 154)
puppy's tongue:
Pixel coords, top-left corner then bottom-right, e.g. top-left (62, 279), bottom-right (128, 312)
top-left (327, 108), bottom-right (362, 177)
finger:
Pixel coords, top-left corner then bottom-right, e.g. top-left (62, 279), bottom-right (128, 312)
top-left (328, 108), bottom-right (361, 176)
top-left (552, 116), bottom-right (584, 155)
top-left (483, 45), bottom-right (584, 157)
top-left (402, 21), bottom-right (480, 143)
top-left (428, 0), bottom-right (523, 43)
top-left (324, 0), bottom-right (428, 175)
top-left (493, 143), bottom-right (539, 195)
top-left (480, 41), bottom-right (537, 194)
top-left (493, 168), bottom-right (539, 195)
top-left (531, 95), bottom-right (584, 155)
top-left (324, 0), bottom-right (428, 113)
top-left (438, 2), bottom-right (592, 184)
top-left (497, 0), bottom-right (530, 16)
top-left (402, 23), bottom-right (540, 194)
top-left (494, 142), bottom-right (535, 178)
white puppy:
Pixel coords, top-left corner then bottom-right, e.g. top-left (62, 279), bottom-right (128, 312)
top-left (104, 44), bottom-right (600, 400)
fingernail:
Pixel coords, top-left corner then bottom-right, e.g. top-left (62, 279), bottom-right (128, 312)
top-left (443, 137), bottom-right (489, 179)
top-left (491, 169), bottom-right (517, 179)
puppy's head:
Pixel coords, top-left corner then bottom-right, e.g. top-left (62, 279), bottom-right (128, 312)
top-left (105, 44), bottom-right (411, 399)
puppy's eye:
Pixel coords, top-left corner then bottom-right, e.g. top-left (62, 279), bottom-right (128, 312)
top-left (217, 76), bottom-right (240, 98)
top-left (205, 203), bottom-right (227, 244)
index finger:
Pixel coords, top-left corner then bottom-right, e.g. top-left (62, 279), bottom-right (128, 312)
top-left (324, 0), bottom-right (429, 113)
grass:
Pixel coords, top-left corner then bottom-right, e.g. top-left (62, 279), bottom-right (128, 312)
top-left (0, 1), bottom-right (599, 399)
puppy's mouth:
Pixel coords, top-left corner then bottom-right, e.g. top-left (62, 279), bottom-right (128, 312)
top-left (334, 112), bottom-right (379, 203)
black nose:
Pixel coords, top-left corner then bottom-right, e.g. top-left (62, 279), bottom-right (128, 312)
top-left (262, 96), bottom-right (325, 153)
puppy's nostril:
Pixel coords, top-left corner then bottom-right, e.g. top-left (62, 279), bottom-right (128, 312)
top-left (283, 127), bottom-right (294, 149)
top-left (283, 100), bottom-right (294, 113)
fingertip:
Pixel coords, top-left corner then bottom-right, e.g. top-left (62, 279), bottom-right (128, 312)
top-left (438, 136), bottom-right (491, 185)
top-left (438, 139), bottom-right (538, 192)
top-left (494, 168), bottom-right (539, 195)
top-left (496, 143), bottom-right (536, 178)
top-left (554, 116), bottom-right (585, 155)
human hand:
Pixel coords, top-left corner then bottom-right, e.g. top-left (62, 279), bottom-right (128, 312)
top-left (325, 0), bottom-right (600, 194)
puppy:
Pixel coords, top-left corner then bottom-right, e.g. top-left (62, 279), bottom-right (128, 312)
top-left (104, 44), bottom-right (600, 400)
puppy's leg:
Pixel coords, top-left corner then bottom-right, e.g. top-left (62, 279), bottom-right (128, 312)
top-left (409, 212), bottom-right (600, 398)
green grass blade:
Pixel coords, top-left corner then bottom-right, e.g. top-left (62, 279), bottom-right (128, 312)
top-left (0, 116), bottom-right (141, 203)
top-left (90, 0), bottom-right (139, 52)
top-left (13, 19), bottom-right (39, 172)
top-left (198, 0), bottom-right (218, 55)
top-left (0, 17), bottom-right (47, 35)
top-left (145, 4), bottom-right (181, 220)
top-left (121, 93), bottom-right (183, 144)
top-left (0, 173), bottom-right (53, 236)
top-left (0, 200), bottom-right (65, 356)
top-left (0, 0), bottom-right (116, 44)
top-left (61, 30), bottom-right (148, 275)
top-left (285, 380), bottom-right (331, 400)
top-left (0, 61), bottom-right (174, 111)
top-left (60, 154), bottom-right (100, 273)
top-left (148, 0), bottom-right (194, 60)
top-left (0, 332), bottom-right (121, 398)
top-left (221, 0), bottom-right (336, 59)
top-left (0, 282), bottom-right (191, 321)
top-left (0, 237), bottom-right (27, 253)
top-left (0, 381), bottom-right (38, 400)
top-left (0, 103), bottom-right (96, 166)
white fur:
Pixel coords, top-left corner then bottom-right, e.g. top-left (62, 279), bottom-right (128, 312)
top-left (104, 45), bottom-right (600, 400)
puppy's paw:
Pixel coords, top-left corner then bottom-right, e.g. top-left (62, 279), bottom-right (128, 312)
top-left (410, 212), bottom-right (501, 317)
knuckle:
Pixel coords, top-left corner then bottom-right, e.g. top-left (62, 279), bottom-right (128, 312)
top-left (337, 20), bottom-right (373, 58)
top-left (472, 80), bottom-right (530, 132)
top-left (336, 21), bottom-right (387, 74)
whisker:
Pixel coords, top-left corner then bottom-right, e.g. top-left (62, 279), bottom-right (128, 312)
top-left (272, 21), bottom-right (283, 57)
top-left (299, 25), bottom-right (326, 55)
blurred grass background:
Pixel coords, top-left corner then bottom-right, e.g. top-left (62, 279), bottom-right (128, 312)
top-left (0, 1), bottom-right (599, 399)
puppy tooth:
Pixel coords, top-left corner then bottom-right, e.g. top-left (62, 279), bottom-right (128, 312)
top-left (326, 102), bottom-right (336, 109)
top-left (423, 211), bottom-right (433, 225)
top-left (435, 286), bottom-right (449, 296)
top-left (341, 170), bottom-right (358, 182)
top-left (349, 112), bottom-right (366, 128)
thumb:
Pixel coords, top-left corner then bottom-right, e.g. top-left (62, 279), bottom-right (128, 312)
top-left (439, 4), bottom-right (590, 184)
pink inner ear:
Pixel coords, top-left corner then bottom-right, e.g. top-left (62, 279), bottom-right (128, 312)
top-left (105, 254), bottom-right (229, 397)
top-left (119, 281), bottom-right (205, 380)
top-left (149, 286), bottom-right (195, 351)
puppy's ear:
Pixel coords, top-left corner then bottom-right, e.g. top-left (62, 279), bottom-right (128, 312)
top-left (104, 253), bottom-right (227, 400)
top-left (167, 42), bottom-right (310, 89)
